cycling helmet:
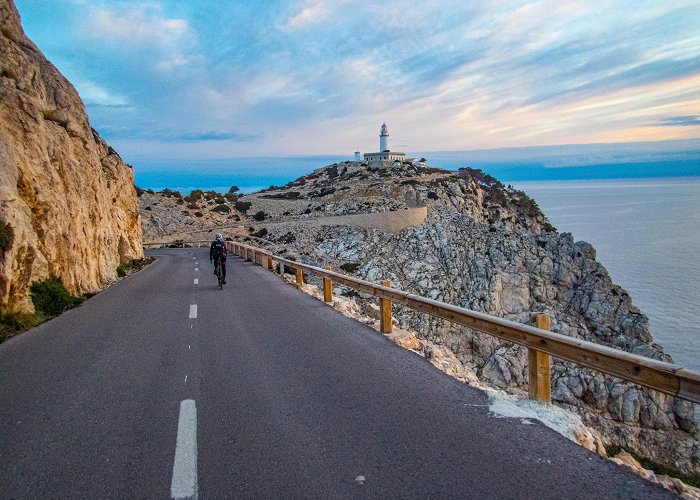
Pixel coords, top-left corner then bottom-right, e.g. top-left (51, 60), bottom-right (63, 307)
top-left (215, 233), bottom-right (223, 241)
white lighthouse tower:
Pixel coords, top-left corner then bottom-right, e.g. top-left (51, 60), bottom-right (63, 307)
top-left (363, 122), bottom-right (406, 164)
top-left (379, 123), bottom-right (389, 152)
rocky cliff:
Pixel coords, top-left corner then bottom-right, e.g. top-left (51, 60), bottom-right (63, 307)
top-left (0, 1), bottom-right (143, 313)
top-left (241, 161), bottom-right (698, 474)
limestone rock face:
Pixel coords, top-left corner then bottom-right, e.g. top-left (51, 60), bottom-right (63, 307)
top-left (0, 1), bottom-right (142, 312)
top-left (242, 160), bottom-right (698, 473)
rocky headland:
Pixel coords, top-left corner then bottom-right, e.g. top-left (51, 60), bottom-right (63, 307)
top-left (193, 160), bottom-right (696, 476)
top-left (139, 187), bottom-right (248, 244)
top-left (0, 1), bottom-right (143, 314)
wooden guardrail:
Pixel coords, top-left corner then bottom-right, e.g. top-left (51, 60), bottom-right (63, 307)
top-left (224, 240), bottom-right (700, 405)
top-left (143, 240), bottom-right (212, 248)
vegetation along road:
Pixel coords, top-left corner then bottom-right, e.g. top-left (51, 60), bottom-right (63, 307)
top-left (0, 248), bottom-right (673, 498)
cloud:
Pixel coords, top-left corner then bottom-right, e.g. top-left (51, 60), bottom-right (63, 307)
top-left (281, 0), bottom-right (333, 30)
top-left (74, 79), bottom-right (131, 108)
top-left (98, 128), bottom-right (256, 142)
top-left (82, 4), bottom-right (190, 45)
top-left (654, 115), bottom-right (700, 127)
top-left (18, 0), bottom-right (700, 157)
top-left (169, 131), bottom-right (257, 142)
top-left (156, 55), bottom-right (189, 72)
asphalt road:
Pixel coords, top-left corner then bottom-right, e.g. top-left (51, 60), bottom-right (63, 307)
top-left (0, 248), bottom-right (673, 499)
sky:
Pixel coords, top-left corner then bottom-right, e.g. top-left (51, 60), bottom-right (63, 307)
top-left (13, 0), bottom-right (700, 163)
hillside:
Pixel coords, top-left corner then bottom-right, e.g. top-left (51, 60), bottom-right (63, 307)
top-left (0, 1), bottom-right (143, 313)
top-left (138, 187), bottom-right (248, 243)
top-left (235, 160), bottom-right (698, 474)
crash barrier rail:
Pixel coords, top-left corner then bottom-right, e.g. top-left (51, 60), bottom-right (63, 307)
top-left (227, 240), bottom-right (700, 405)
top-left (144, 238), bottom-right (700, 404)
top-left (143, 240), bottom-right (212, 248)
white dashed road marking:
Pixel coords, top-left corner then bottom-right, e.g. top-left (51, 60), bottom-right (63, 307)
top-left (171, 399), bottom-right (198, 500)
top-left (189, 305), bottom-right (197, 319)
top-left (193, 279), bottom-right (199, 285)
top-left (195, 267), bottom-right (199, 271)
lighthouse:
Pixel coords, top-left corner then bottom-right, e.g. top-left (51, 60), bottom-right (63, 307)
top-left (380, 123), bottom-right (389, 152)
top-left (363, 123), bottom-right (407, 164)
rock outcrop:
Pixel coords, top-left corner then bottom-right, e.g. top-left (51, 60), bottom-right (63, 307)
top-left (139, 189), bottom-right (246, 243)
top-left (241, 160), bottom-right (699, 474)
top-left (0, 1), bottom-right (142, 313)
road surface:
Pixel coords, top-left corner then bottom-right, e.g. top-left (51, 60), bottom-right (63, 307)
top-left (0, 248), bottom-right (672, 498)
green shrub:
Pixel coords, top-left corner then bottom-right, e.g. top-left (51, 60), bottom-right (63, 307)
top-left (228, 186), bottom-right (239, 193)
top-left (212, 204), bottom-right (230, 213)
top-left (252, 211), bottom-right (267, 221)
top-left (607, 446), bottom-right (700, 488)
top-left (41, 109), bottom-right (68, 128)
top-left (251, 228), bottom-right (268, 238)
top-left (116, 261), bottom-right (132, 277)
top-left (189, 189), bottom-right (203, 200)
top-left (340, 262), bottom-right (360, 273)
top-left (543, 221), bottom-right (557, 232)
top-left (0, 312), bottom-right (44, 342)
top-left (29, 275), bottom-right (79, 316)
top-left (0, 220), bottom-right (14, 255)
top-left (235, 201), bottom-right (252, 213)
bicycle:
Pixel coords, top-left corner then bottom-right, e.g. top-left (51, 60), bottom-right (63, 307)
top-left (214, 257), bottom-right (224, 289)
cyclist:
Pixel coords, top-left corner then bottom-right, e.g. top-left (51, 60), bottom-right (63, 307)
top-left (210, 233), bottom-right (227, 284)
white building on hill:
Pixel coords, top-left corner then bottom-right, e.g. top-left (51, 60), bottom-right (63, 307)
top-left (363, 123), bottom-right (406, 163)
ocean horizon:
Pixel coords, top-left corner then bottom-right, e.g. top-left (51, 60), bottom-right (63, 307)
top-left (133, 155), bottom-right (700, 194)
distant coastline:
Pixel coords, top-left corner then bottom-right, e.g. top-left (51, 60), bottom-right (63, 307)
top-left (133, 157), bottom-right (700, 194)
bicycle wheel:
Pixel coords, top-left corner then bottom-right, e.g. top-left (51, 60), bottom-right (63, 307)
top-left (217, 265), bottom-right (223, 289)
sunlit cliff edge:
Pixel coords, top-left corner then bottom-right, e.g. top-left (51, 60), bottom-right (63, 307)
top-left (0, 0), bottom-right (143, 313)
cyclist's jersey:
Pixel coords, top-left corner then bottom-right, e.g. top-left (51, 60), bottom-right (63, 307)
top-left (210, 240), bottom-right (227, 260)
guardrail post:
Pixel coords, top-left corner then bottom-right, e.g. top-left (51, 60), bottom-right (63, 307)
top-left (529, 313), bottom-right (552, 403)
top-left (267, 256), bottom-right (274, 271)
top-left (295, 260), bottom-right (303, 286)
top-left (323, 267), bottom-right (333, 303)
top-left (380, 280), bottom-right (393, 334)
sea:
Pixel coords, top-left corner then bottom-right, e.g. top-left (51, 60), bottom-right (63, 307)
top-left (512, 178), bottom-right (700, 372)
top-left (133, 156), bottom-right (700, 371)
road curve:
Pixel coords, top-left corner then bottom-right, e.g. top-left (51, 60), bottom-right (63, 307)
top-left (0, 248), bottom-right (672, 498)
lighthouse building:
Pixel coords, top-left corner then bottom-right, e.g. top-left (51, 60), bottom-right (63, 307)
top-left (363, 124), bottom-right (406, 164)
